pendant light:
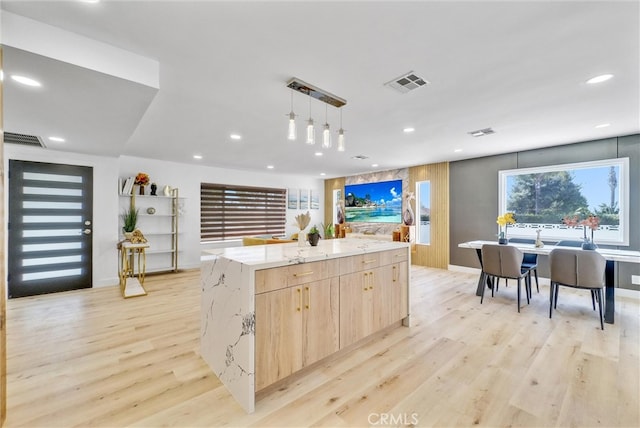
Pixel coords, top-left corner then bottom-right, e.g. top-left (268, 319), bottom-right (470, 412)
top-left (337, 108), bottom-right (346, 152)
top-left (322, 104), bottom-right (332, 148)
top-left (287, 89), bottom-right (297, 141)
top-left (306, 96), bottom-right (315, 145)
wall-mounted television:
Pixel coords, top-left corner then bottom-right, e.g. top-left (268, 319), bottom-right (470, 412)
top-left (344, 179), bottom-right (403, 223)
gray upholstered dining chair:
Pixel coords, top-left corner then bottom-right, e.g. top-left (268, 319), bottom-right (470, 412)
top-left (549, 248), bottom-right (606, 329)
top-left (507, 238), bottom-right (539, 295)
top-left (480, 244), bottom-right (531, 312)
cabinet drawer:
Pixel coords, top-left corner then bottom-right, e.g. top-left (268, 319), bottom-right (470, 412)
top-left (339, 253), bottom-right (380, 275)
top-left (255, 259), bottom-right (339, 293)
top-left (379, 248), bottom-right (409, 265)
top-left (288, 259), bottom-right (338, 287)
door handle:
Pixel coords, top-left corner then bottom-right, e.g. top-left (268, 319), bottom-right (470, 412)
top-left (83, 229), bottom-right (92, 235)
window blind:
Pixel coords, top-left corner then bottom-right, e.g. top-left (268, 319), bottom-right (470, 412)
top-left (201, 183), bottom-right (287, 242)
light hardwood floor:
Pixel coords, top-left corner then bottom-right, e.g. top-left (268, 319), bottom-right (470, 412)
top-left (4, 266), bottom-right (639, 427)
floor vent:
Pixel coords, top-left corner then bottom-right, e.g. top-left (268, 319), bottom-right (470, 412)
top-left (385, 71), bottom-right (430, 94)
top-left (4, 132), bottom-right (46, 148)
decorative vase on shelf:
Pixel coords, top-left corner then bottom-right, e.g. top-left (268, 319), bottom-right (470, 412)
top-left (403, 204), bottom-right (414, 226)
top-left (498, 230), bottom-right (508, 245)
top-left (581, 240), bottom-right (597, 250)
top-left (298, 231), bottom-right (306, 247)
top-left (139, 185), bottom-right (145, 196)
top-left (308, 233), bottom-right (320, 246)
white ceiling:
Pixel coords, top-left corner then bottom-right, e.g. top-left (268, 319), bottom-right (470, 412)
top-left (2, 1), bottom-right (639, 178)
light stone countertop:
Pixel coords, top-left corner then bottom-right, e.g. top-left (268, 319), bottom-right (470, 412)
top-left (202, 238), bottom-right (409, 270)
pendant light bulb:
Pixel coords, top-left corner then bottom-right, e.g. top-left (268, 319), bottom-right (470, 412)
top-left (337, 128), bottom-right (346, 152)
top-left (306, 97), bottom-right (315, 145)
top-left (336, 108), bottom-right (345, 151)
top-left (322, 124), bottom-right (331, 148)
top-left (288, 111), bottom-right (297, 141)
top-left (322, 104), bottom-right (332, 148)
top-left (287, 89), bottom-right (297, 141)
top-left (306, 118), bottom-right (315, 145)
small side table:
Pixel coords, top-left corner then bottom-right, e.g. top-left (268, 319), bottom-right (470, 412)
top-left (118, 241), bottom-right (150, 298)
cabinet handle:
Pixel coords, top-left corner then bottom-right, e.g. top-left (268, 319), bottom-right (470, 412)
top-left (393, 265), bottom-right (397, 282)
top-left (296, 288), bottom-right (301, 311)
top-left (363, 272), bottom-right (369, 291)
top-left (293, 271), bottom-right (314, 277)
top-left (362, 259), bottom-right (376, 264)
top-left (369, 271), bottom-right (374, 289)
top-left (305, 286), bottom-right (310, 309)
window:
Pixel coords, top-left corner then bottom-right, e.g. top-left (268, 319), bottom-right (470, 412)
top-left (499, 158), bottom-right (629, 245)
top-left (416, 180), bottom-right (431, 245)
top-left (201, 183), bottom-right (286, 242)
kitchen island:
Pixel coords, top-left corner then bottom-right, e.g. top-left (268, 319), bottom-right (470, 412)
top-left (201, 238), bottom-right (411, 412)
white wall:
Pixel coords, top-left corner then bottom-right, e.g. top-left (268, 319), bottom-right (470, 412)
top-left (5, 147), bottom-right (325, 289)
top-left (118, 156), bottom-right (325, 270)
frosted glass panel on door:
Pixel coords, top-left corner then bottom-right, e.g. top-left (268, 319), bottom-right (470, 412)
top-left (23, 201), bottom-right (83, 210)
top-left (23, 172), bottom-right (83, 183)
top-left (23, 187), bottom-right (82, 196)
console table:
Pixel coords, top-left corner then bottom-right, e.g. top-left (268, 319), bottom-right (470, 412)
top-left (118, 241), bottom-right (149, 298)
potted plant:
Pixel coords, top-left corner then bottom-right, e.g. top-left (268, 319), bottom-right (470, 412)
top-left (121, 207), bottom-right (139, 239)
top-left (321, 222), bottom-right (334, 239)
top-left (307, 225), bottom-right (320, 246)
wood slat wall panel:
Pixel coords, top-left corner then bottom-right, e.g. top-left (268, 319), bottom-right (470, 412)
top-left (408, 162), bottom-right (450, 269)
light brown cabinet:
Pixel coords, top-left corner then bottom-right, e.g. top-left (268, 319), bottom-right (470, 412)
top-left (255, 277), bottom-right (339, 391)
top-left (339, 251), bottom-right (409, 348)
top-left (254, 247), bottom-right (408, 391)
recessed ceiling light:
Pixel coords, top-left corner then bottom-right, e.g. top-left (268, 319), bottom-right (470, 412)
top-left (454, 148), bottom-right (463, 153)
top-left (11, 75), bottom-right (41, 87)
top-left (267, 165), bottom-right (274, 169)
top-left (193, 154), bottom-right (203, 159)
top-left (403, 127), bottom-right (415, 133)
top-left (230, 134), bottom-right (242, 140)
top-left (48, 136), bottom-right (65, 142)
top-left (586, 74), bottom-right (613, 84)
top-left (320, 173), bottom-right (326, 176)
top-left (80, 0), bottom-right (101, 3)
top-left (371, 163), bottom-right (379, 167)
top-left (351, 155), bottom-right (369, 160)
top-left (314, 152), bottom-right (323, 157)
top-left (595, 123), bottom-right (610, 129)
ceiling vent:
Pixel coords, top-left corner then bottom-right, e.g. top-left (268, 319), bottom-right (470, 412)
top-left (3, 132), bottom-right (46, 148)
top-left (468, 128), bottom-right (495, 137)
top-left (384, 71), bottom-right (430, 94)
top-left (351, 155), bottom-right (369, 160)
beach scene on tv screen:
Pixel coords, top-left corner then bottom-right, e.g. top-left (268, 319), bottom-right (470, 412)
top-left (345, 179), bottom-right (402, 223)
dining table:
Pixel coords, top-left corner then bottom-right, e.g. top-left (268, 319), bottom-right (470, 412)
top-left (458, 240), bottom-right (640, 324)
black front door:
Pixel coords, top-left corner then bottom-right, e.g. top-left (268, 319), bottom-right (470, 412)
top-left (8, 160), bottom-right (93, 298)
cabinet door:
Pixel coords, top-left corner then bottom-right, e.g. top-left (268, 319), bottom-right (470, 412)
top-left (380, 261), bottom-right (409, 325)
top-left (302, 278), bottom-right (339, 367)
top-left (394, 261), bottom-right (409, 320)
top-left (255, 287), bottom-right (303, 390)
top-left (339, 271), bottom-right (374, 348)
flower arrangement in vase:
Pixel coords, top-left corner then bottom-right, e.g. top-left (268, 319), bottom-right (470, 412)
top-left (496, 212), bottom-right (516, 244)
top-left (134, 172), bottom-right (150, 195)
top-left (294, 211), bottom-right (311, 246)
top-left (564, 213), bottom-right (599, 250)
